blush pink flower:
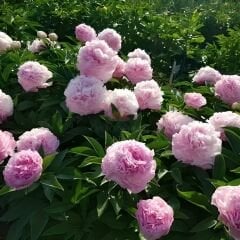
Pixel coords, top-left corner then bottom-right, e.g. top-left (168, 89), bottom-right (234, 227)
top-left (208, 111), bottom-right (240, 140)
top-left (3, 150), bottom-right (43, 190)
top-left (172, 121), bottom-right (222, 169)
top-left (156, 111), bottom-right (194, 139)
top-left (136, 196), bottom-right (174, 240)
top-left (211, 186), bottom-right (240, 240)
top-left (184, 92), bottom-right (207, 109)
top-left (17, 61), bottom-right (53, 92)
top-left (112, 56), bottom-right (126, 78)
top-left (17, 128), bottom-right (59, 155)
top-left (215, 75), bottom-right (240, 105)
top-left (0, 32), bottom-right (13, 53)
top-left (134, 80), bottom-right (164, 110)
top-left (75, 23), bottom-right (97, 43)
top-left (101, 140), bottom-right (156, 193)
top-left (77, 39), bottom-right (118, 82)
top-left (128, 48), bottom-right (151, 64)
top-left (0, 130), bottom-right (16, 164)
top-left (193, 66), bottom-right (221, 85)
top-left (0, 89), bottom-right (13, 123)
top-left (64, 75), bottom-right (107, 116)
top-left (125, 58), bottom-right (153, 84)
top-left (98, 28), bottom-right (121, 52)
top-left (104, 89), bottom-right (139, 120)
top-left (28, 39), bottom-right (46, 53)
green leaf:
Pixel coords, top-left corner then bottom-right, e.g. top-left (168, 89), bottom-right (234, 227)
top-left (228, 178), bottom-right (240, 186)
top-left (43, 153), bottom-right (57, 170)
top-left (30, 210), bottom-right (49, 240)
top-left (225, 127), bottom-right (240, 155)
top-left (190, 217), bottom-right (217, 232)
top-left (170, 168), bottom-right (183, 184)
top-left (105, 131), bottom-right (114, 147)
top-left (40, 173), bottom-right (64, 191)
top-left (69, 146), bottom-right (93, 156)
top-left (6, 217), bottom-right (29, 240)
top-left (79, 156), bottom-right (102, 167)
top-left (97, 192), bottom-right (109, 217)
top-left (0, 185), bottom-right (14, 196)
top-left (84, 136), bottom-right (105, 157)
top-left (212, 155), bottom-right (225, 180)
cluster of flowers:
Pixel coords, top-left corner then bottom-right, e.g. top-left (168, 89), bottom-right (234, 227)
top-left (0, 31), bottom-right (21, 53)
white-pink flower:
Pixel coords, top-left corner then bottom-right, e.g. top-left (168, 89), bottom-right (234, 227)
top-left (212, 186), bottom-right (240, 240)
top-left (28, 39), bottom-right (46, 53)
top-left (101, 140), bottom-right (156, 193)
top-left (17, 127), bottom-right (59, 155)
top-left (77, 39), bottom-right (118, 82)
top-left (156, 111), bottom-right (194, 139)
top-left (215, 75), bottom-right (240, 105)
top-left (136, 197), bottom-right (174, 240)
top-left (112, 56), bottom-right (126, 78)
top-left (134, 80), bottom-right (164, 110)
top-left (64, 75), bottom-right (107, 116)
top-left (172, 121), bottom-right (222, 169)
top-left (0, 32), bottom-right (13, 53)
top-left (184, 92), bottom-right (207, 109)
top-left (193, 66), bottom-right (221, 85)
top-left (128, 48), bottom-right (151, 64)
top-left (125, 58), bottom-right (152, 84)
top-left (17, 61), bottom-right (53, 92)
top-left (0, 89), bottom-right (13, 123)
top-left (75, 23), bottom-right (97, 43)
top-left (104, 89), bottom-right (139, 120)
top-left (98, 28), bottom-right (121, 52)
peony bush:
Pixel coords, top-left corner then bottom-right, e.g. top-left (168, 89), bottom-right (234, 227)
top-left (1, 17), bottom-right (240, 240)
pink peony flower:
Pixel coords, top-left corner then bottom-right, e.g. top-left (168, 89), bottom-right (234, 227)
top-left (184, 92), bottom-right (207, 109)
top-left (17, 127), bottom-right (59, 155)
top-left (98, 28), bottom-right (121, 52)
top-left (211, 186), bottom-right (240, 240)
top-left (136, 196), bottom-right (174, 240)
top-left (134, 80), bottom-right (164, 110)
top-left (0, 32), bottom-right (13, 53)
top-left (125, 58), bottom-right (152, 84)
top-left (0, 130), bottom-right (16, 164)
top-left (101, 140), bottom-right (156, 193)
top-left (17, 61), bottom-right (53, 92)
top-left (77, 39), bottom-right (118, 82)
top-left (156, 111), bottom-right (194, 139)
top-left (0, 89), bottom-right (13, 123)
top-left (3, 150), bottom-right (43, 189)
top-left (172, 121), bottom-right (222, 169)
top-left (193, 66), bottom-right (221, 85)
top-left (104, 89), bottom-right (139, 120)
top-left (112, 56), bottom-right (126, 78)
top-left (215, 75), bottom-right (240, 105)
top-left (208, 111), bottom-right (240, 140)
top-left (28, 39), bottom-right (46, 53)
top-left (64, 75), bottom-right (107, 116)
top-left (75, 23), bottom-right (97, 43)
top-left (128, 48), bottom-right (151, 64)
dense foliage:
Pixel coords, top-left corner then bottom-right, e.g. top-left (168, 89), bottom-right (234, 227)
top-left (0, 0), bottom-right (240, 240)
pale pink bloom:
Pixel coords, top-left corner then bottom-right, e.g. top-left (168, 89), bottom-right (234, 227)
top-left (215, 75), bottom-right (240, 105)
top-left (125, 58), bottom-right (152, 84)
top-left (156, 111), bottom-right (194, 139)
top-left (77, 40), bottom-right (118, 82)
top-left (193, 66), bottom-right (221, 85)
top-left (64, 75), bottom-right (107, 116)
top-left (172, 121), bottom-right (222, 169)
top-left (208, 111), bottom-right (240, 140)
top-left (104, 89), bottom-right (139, 120)
top-left (101, 140), bottom-right (156, 193)
top-left (0, 89), bottom-right (13, 123)
top-left (212, 186), bottom-right (240, 240)
top-left (98, 28), bottom-right (121, 52)
top-left (48, 33), bottom-right (58, 41)
top-left (17, 61), bottom-right (53, 92)
top-left (134, 80), bottom-right (164, 110)
top-left (28, 39), bottom-right (46, 53)
top-left (0, 130), bottom-right (16, 164)
top-left (184, 92), bottom-right (207, 109)
top-left (136, 196), bottom-right (174, 240)
top-left (75, 23), bottom-right (97, 43)
top-left (37, 31), bottom-right (47, 39)
top-left (128, 48), bottom-right (151, 64)
top-left (3, 150), bottom-right (43, 190)
top-left (17, 127), bottom-right (59, 155)
top-left (112, 56), bottom-right (126, 78)
top-left (0, 32), bottom-right (13, 53)
top-left (11, 41), bottom-right (21, 49)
